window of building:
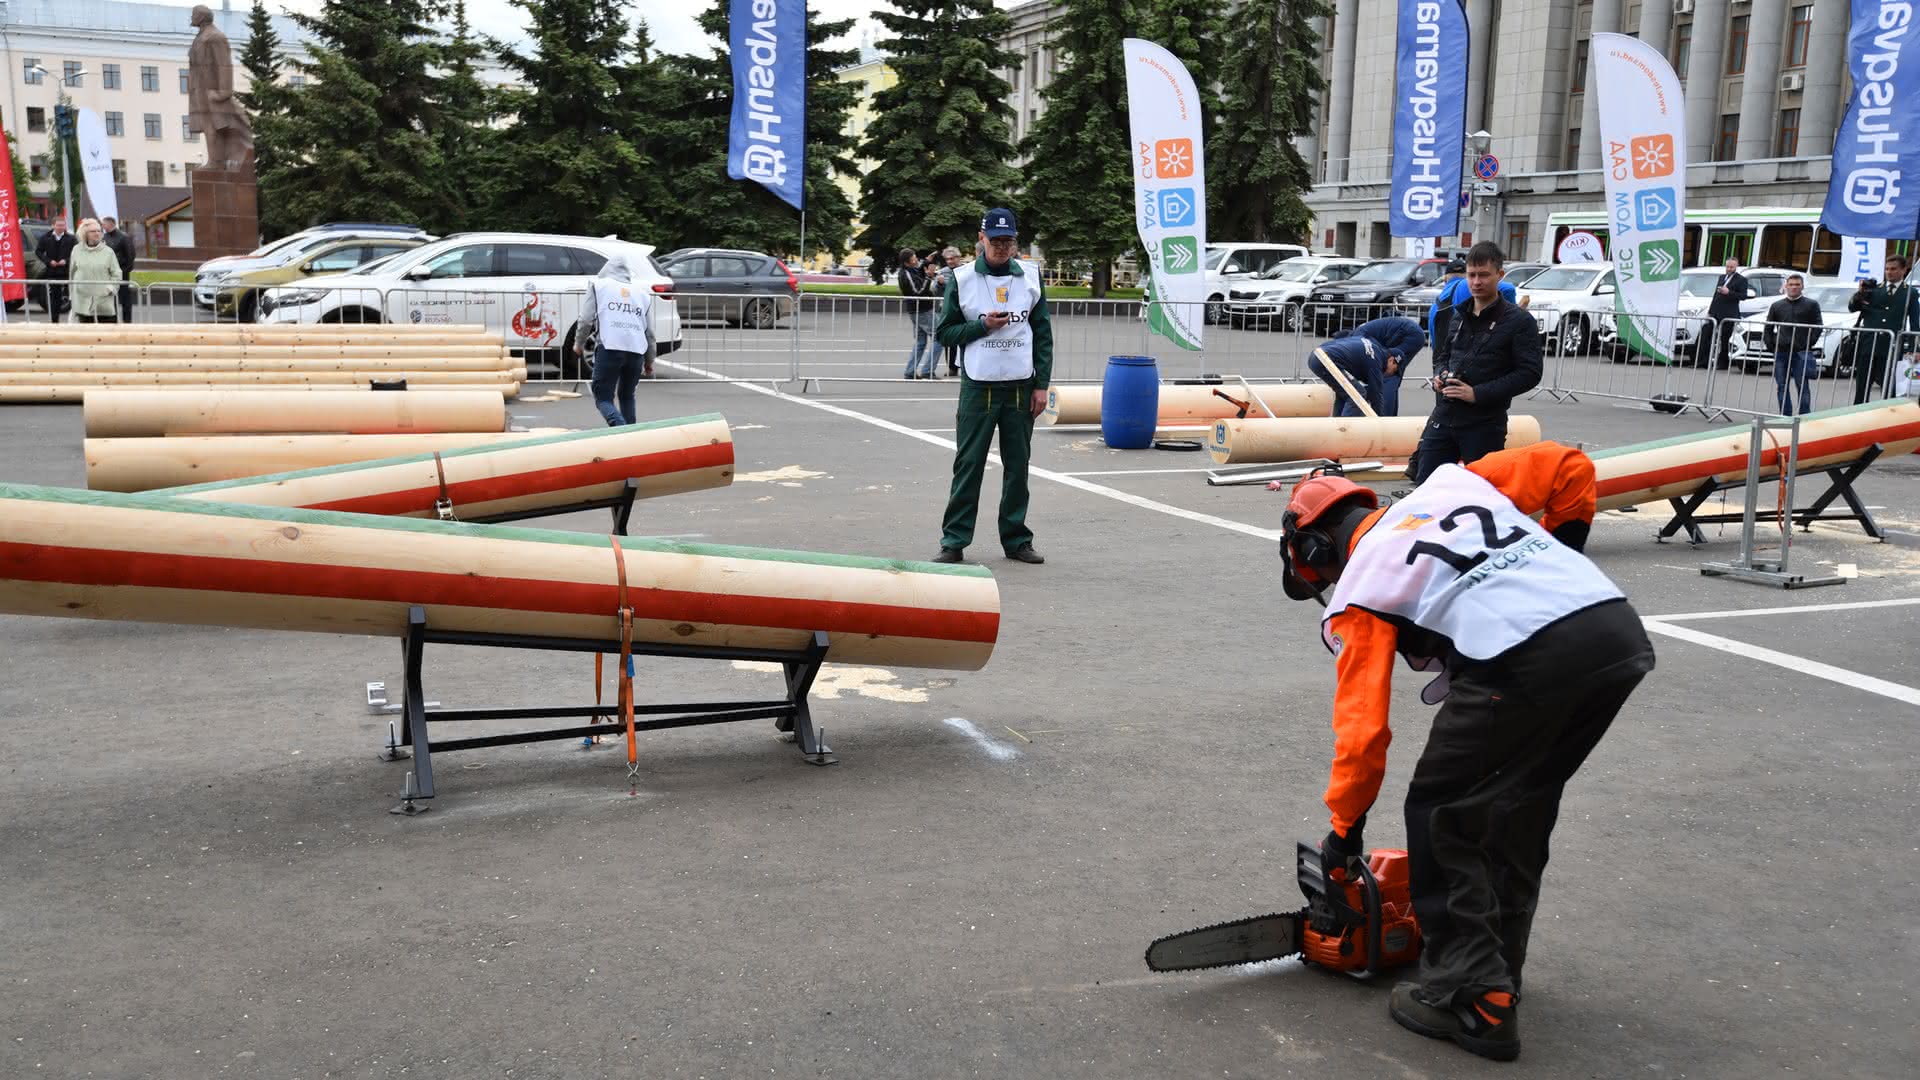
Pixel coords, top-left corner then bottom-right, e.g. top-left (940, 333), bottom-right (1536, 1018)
top-left (1566, 127), bottom-right (1582, 167)
top-left (1787, 5), bottom-right (1812, 67)
top-left (63, 60), bottom-right (83, 85)
top-left (102, 63), bottom-right (121, 90)
top-left (110, 158), bottom-right (126, 184)
top-left (23, 57), bottom-right (42, 85)
top-left (28, 154), bottom-right (47, 181)
top-left (25, 106), bottom-right (45, 133)
top-left (147, 160), bottom-right (165, 185)
top-left (1728, 16), bottom-right (1749, 75)
top-left (105, 111), bottom-right (124, 137)
top-left (1571, 38), bottom-right (1589, 92)
top-left (144, 113), bottom-right (162, 139)
top-left (183, 163), bottom-right (195, 181)
top-left (288, 74), bottom-right (307, 88)
top-left (141, 65), bottom-right (159, 92)
top-left (1716, 114), bottom-right (1740, 160)
top-left (1507, 220), bottom-right (1531, 262)
top-left (179, 68), bottom-right (189, 93)
top-left (182, 116), bottom-right (198, 142)
top-left (1777, 108), bottom-right (1801, 156)
top-left (1675, 21), bottom-right (1692, 79)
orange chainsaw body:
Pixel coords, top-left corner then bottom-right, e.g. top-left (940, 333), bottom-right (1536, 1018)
top-left (1301, 847), bottom-right (1423, 973)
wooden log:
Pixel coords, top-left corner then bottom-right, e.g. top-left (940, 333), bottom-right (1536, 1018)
top-left (86, 431), bottom-right (571, 491)
top-left (157, 416), bottom-right (734, 517)
top-left (0, 370), bottom-right (519, 387)
top-left (1043, 382), bottom-right (1335, 426)
top-left (0, 355), bottom-right (515, 374)
top-left (0, 324), bottom-right (492, 340)
top-left (1207, 415), bottom-right (1543, 464)
top-left (5, 344), bottom-right (513, 361)
top-left (2, 383), bottom-right (523, 404)
top-left (1591, 399), bottom-right (1920, 509)
top-left (84, 389), bottom-right (509, 437)
top-left (0, 484), bottom-right (999, 671)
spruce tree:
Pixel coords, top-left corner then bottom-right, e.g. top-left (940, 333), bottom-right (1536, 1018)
top-left (263, 0), bottom-right (454, 232)
top-left (1142, 0), bottom-right (1222, 218)
top-left (656, 2), bottom-right (860, 259)
top-left (1018, 0), bottom-right (1138, 297)
top-left (852, 1), bottom-right (1020, 265)
top-left (238, 0), bottom-right (289, 235)
top-left (1211, 0), bottom-right (1329, 243)
top-left (438, 0), bottom-right (493, 231)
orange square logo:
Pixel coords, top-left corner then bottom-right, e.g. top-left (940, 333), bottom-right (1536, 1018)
top-left (1154, 139), bottom-right (1195, 178)
top-left (1630, 134), bottom-right (1675, 179)
top-left (995, 286), bottom-right (1008, 302)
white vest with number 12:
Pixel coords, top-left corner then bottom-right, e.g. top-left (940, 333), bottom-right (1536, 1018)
top-left (955, 260), bottom-right (1039, 382)
top-left (593, 278), bottom-right (652, 354)
top-left (1320, 464), bottom-right (1623, 672)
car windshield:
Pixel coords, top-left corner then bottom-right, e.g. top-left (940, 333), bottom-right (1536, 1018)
top-left (345, 253), bottom-right (405, 276)
top-left (1259, 261), bottom-right (1323, 282)
top-left (1203, 248), bottom-right (1231, 271)
top-left (1678, 275), bottom-right (1721, 298)
top-left (1505, 265), bottom-right (1547, 287)
top-left (1349, 261), bottom-right (1414, 283)
top-left (1524, 268), bottom-right (1602, 291)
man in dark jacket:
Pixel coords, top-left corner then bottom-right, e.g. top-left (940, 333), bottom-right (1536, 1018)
top-left (1309, 316), bottom-right (1427, 416)
top-left (101, 216), bottom-right (137, 323)
top-left (1763, 274), bottom-right (1824, 416)
top-left (1848, 253), bottom-right (1920, 402)
top-left (1705, 257), bottom-right (1750, 370)
top-left (896, 247), bottom-right (938, 378)
top-left (34, 218), bottom-right (76, 317)
top-left (1412, 242), bottom-right (1543, 483)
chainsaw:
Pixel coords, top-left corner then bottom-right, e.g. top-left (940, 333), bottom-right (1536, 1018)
top-left (1145, 841), bottom-right (1422, 975)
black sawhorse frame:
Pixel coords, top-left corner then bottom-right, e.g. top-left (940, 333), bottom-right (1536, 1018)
top-left (461, 478), bottom-right (639, 535)
top-left (1654, 444), bottom-right (1887, 545)
top-left (381, 606), bottom-right (836, 814)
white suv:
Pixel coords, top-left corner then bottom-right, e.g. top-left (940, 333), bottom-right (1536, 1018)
top-left (1516, 264), bottom-right (1617, 354)
top-left (194, 223), bottom-right (432, 308)
top-left (256, 232), bottom-right (684, 378)
top-left (1222, 256), bottom-right (1366, 331)
top-left (1196, 243), bottom-right (1311, 323)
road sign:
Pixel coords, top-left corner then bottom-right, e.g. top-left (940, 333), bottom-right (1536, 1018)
top-left (1474, 154), bottom-right (1500, 180)
top-left (1472, 181), bottom-right (1498, 196)
top-left (1459, 190), bottom-right (1472, 210)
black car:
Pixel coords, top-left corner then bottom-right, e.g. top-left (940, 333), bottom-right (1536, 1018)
top-left (655, 248), bottom-right (798, 329)
top-left (1304, 258), bottom-right (1448, 334)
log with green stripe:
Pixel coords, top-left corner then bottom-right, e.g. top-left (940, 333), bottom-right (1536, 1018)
top-left (0, 483), bottom-right (999, 671)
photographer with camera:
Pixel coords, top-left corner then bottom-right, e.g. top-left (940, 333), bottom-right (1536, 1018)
top-left (1848, 254), bottom-right (1920, 403)
top-left (1410, 242), bottom-right (1542, 484)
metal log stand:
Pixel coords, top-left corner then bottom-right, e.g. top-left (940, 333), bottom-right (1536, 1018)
top-left (1691, 416), bottom-right (1847, 589)
top-left (381, 606), bottom-right (837, 815)
top-left (1655, 442), bottom-right (1886, 546)
top-left (459, 477), bottom-right (641, 535)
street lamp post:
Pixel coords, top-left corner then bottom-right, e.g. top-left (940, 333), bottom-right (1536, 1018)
top-left (28, 64), bottom-right (89, 227)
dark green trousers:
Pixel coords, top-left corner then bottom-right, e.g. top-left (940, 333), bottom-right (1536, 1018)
top-left (941, 377), bottom-right (1035, 552)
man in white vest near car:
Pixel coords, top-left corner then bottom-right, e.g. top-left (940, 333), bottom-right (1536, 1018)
top-left (931, 207), bottom-right (1053, 565)
top-left (1276, 441), bottom-right (1655, 1062)
top-left (574, 253), bottom-right (653, 427)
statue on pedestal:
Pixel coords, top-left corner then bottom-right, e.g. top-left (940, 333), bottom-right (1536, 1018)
top-left (188, 4), bottom-right (254, 170)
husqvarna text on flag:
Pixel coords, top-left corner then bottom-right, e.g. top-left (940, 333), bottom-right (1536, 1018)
top-left (1592, 32), bottom-right (1687, 365)
top-left (728, 0), bottom-right (806, 211)
top-left (1389, 0), bottom-right (1469, 241)
top-left (1822, 0), bottom-right (1920, 239)
top-left (1124, 37), bottom-right (1205, 351)
top-left (76, 108), bottom-right (118, 224)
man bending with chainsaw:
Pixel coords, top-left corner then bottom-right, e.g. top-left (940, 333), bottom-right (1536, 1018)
top-left (1279, 441), bottom-right (1655, 1061)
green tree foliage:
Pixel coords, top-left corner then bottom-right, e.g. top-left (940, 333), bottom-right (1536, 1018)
top-left (261, 0), bottom-right (455, 233)
top-left (654, 2), bottom-right (860, 259)
top-left (852, 1), bottom-right (1020, 267)
top-left (1141, 0), bottom-right (1222, 217)
top-left (437, 0), bottom-right (494, 231)
top-left (238, 0), bottom-right (290, 235)
top-left (1211, 0), bottom-right (1329, 243)
top-left (1018, 0), bottom-right (1138, 297)
top-left (49, 93), bottom-right (85, 225)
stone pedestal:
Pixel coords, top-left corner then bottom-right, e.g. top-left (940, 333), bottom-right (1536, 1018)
top-left (154, 157), bottom-right (258, 265)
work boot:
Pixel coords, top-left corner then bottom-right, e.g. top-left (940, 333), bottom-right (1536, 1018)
top-left (1005, 544), bottom-right (1045, 564)
top-left (1389, 984), bottom-right (1520, 1062)
top-left (933, 547), bottom-right (964, 564)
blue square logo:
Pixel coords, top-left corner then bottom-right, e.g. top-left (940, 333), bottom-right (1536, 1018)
top-left (1635, 188), bottom-right (1677, 230)
top-left (1156, 188), bottom-right (1198, 228)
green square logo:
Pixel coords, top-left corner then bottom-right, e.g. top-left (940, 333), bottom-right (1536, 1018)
top-left (1637, 240), bottom-right (1680, 282)
top-left (1160, 236), bottom-right (1201, 275)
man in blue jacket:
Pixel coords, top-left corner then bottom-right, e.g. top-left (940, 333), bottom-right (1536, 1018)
top-left (1307, 315), bottom-right (1427, 417)
top-left (1429, 260), bottom-right (1519, 348)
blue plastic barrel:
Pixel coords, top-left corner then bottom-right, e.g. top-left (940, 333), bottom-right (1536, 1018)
top-left (1101, 355), bottom-right (1160, 449)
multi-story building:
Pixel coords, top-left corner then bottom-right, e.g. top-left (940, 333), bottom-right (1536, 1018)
top-left (1001, 0), bottom-right (1060, 150)
top-left (833, 49), bottom-right (893, 267)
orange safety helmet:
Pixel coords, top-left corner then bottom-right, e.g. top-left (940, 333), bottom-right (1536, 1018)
top-left (1280, 473), bottom-right (1378, 601)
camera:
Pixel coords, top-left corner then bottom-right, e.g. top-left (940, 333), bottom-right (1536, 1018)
top-left (1860, 278), bottom-right (1880, 291)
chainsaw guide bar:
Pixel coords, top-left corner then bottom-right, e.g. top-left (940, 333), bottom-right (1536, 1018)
top-left (1143, 909), bottom-right (1308, 973)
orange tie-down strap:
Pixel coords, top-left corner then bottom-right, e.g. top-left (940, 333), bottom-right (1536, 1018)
top-left (611, 535), bottom-right (637, 768)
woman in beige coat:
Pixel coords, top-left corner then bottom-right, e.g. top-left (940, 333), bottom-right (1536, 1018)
top-left (67, 218), bottom-right (125, 324)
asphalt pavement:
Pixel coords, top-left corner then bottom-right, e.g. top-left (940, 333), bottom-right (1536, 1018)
top-left (2, 318), bottom-right (1917, 1078)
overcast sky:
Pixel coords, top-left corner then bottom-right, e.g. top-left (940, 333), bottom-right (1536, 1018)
top-left (146, 1), bottom-right (1027, 56)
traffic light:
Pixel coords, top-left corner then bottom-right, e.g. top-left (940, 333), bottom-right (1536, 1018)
top-left (52, 104), bottom-right (74, 138)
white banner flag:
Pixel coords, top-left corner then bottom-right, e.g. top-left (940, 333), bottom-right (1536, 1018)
top-left (1404, 236), bottom-right (1437, 259)
top-left (76, 107), bottom-right (117, 224)
top-left (1840, 236), bottom-right (1887, 284)
top-left (1124, 38), bottom-right (1205, 351)
top-left (1592, 33), bottom-right (1686, 364)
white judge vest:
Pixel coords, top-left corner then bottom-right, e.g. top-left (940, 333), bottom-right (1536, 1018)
top-left (953, 260), bottom-right (1040, 382)
top-left (1320, 463), bottom-right (1624, 677)
top-left (592, 278), bottom-right (652, 354)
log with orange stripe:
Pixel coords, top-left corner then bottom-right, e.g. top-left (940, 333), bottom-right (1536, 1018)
top-left (85, 430), bottom-right (573, 491)
top-left (152, 416), bottom-right (735, 518)
top-left (1590, 399), bottom-right (1920, 509)
top-left (0, 484), bottom-right (1000, 671)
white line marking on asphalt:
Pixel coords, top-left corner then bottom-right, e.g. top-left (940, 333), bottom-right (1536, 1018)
top-left (1056, 467), bottom-right (1218, 477)
top-left (1644, 597), bottom-right (1920, 623)
top-left (816, 397), bottom-right (956, 403)
top-left (942, 717), bottom-right (1020, 760)
top-left (657, 357), bottom-right (1282, 540)
top-left (1640, 620), bottom-right (1920, 706)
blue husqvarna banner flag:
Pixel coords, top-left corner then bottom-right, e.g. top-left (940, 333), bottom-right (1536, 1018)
top-left (1389, 0), bottom-right (1469, 239)
top-left (1822, 0), bottom-right (1920, 238)
top-left (728, 0), bottom-right (807, 211)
